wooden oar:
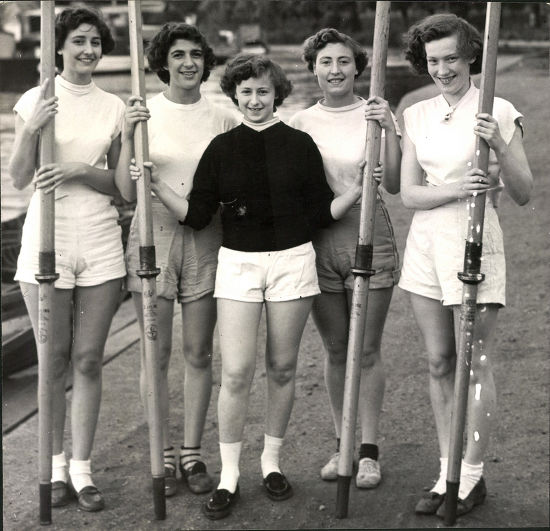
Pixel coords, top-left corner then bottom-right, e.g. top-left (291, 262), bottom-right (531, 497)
top-left (443, 3), bottom-right (502, 526)
top-left (127, 0), bottom-right (165, 520)
top-left (36, 1), bottom-right (58, 525)
top-left (335, 1), bottom-right (391, 519)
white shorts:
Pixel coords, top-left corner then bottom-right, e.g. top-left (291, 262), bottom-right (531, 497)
top-left (214, 242), bottom-right (321, 302)
top-left (398, 200), bottom-right (506, 306)
top-left (15, 192), bottom-right (126, 289)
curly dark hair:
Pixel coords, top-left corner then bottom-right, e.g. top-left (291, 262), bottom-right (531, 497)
top-left (146, 23), bottom-right (216, 84)
top-left (302, 28), bottom-right (368, 78)
top-left (55, 7), bottom-right (115, 70)
top-left (220, 54), bottom-right (292, 110)
top-left (404, 14), bottom-right (483, 76)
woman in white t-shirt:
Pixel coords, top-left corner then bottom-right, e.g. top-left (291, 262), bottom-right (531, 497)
top-left (290, 28), bottom-right (402, 489)
top-left (8, 7), bottom-right (126, 512)
top-left (115, 23), bottom-right (239, 498)
top-left (399, 14), bottom-right (533, 518)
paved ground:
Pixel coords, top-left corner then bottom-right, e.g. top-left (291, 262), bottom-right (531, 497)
top-left (2, 54), bottom-right (549, 530)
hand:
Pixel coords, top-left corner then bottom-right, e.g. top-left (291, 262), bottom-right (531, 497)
top-left (364, 96), bottom-right (395, 132)
top-left (474, 113), bottom-right (505, 151)
top-left (454, 168), bottom-right (494, 199)
top-left (351, 160), bottom-right (366, 193)
top-left (33, 162), bottom-right (85, 194)
top-left (26, 78), bottom-right (58, 134)
top-left (123, 96), bottom-right (150, 140)
top-left (373, 162), bottom-right (383, 186)
top-left (129, 159), bottom-right (160, 184)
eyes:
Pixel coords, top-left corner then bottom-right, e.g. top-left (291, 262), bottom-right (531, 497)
top-left (171, 50), bottom-right (203, 60)
top-left (71, 38), bottom-right (101, 47)
top-left (427, 55), bottom-right (459, 65)
top-left (318, 58), bottom-right (352, 67)
top-left (238, 88), bottom-right (271, 96)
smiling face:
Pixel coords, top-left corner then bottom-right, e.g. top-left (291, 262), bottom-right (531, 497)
top-left (235, 74), bottom-right (275, 123)
top-left (425, 34), bottom-right (474, 104)
top-left (166, 38), bottom-right (205, 98)
top-left (313, 42), bottom-right (357, 106)
top-left (58, 23), bottom-right (101, 82)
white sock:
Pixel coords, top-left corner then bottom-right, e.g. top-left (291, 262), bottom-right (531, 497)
top-left (261, 434), bottom-right (283, 478)
top-left (180, 445), bottom-right (201, 472)
top-left (51, 451), bottom-right (68, 483)
top-left (218, 441), bottom-right (241, 493)
top-left (69, 458), bottom-right (94, 493)
top-left (459, 460), bottom-right (483, 499)
top-left (431, 457), bottom-right (448, 495)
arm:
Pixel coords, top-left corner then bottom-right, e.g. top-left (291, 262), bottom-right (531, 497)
top-left (365, 96), bottom-right (402, 194)
top-left (475, 115), bottom-right (533, 206)
top-left (400, 129), bottom-right (493, 210)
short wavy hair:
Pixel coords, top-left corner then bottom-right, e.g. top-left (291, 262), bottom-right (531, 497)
top-left (404, 14), bottom-right (483, 75)
top-left (302, 28), bottom-right (368, 78)
top-left (220, 54), bottom-right (292, 110)
top-left (55, 7), bottom-right (115, 70)
top-left (146, 23), bottom-right (216, 84)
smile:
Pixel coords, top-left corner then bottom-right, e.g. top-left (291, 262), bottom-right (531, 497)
top-left (78, 57), bottom-right (95, 64)
top-left (438, 75), bottom-right (456, 85)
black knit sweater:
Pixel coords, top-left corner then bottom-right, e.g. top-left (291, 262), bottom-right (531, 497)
top-left (184, 122), bottom-right (335, 252)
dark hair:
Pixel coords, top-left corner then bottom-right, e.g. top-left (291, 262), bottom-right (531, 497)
top-left (404, 14), bottom-right (483, 75)
top-left (146, 23), bottom-right (216, 84)
top-left (55, 7), bottom-right (114, 70)
top-left (302, 28), bottom-right (368, 78)
top-left (220, 54), bottom-right (292, 110)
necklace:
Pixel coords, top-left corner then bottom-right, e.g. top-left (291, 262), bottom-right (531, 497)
top-left (443, 104), bottom-right (457, 122)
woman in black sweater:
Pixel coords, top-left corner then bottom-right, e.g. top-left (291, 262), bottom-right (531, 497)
top-left (131, 54), bottom-right (376, 519)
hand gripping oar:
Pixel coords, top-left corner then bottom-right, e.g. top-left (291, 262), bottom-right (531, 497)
top-left (443, 3), bottom-right (502, 526)
top-left (128, 0), bottom-right (166, 520)
top-left (335, 1), bottom-right (391, 519)
top-left (36, 2), bottom-right (59, 525)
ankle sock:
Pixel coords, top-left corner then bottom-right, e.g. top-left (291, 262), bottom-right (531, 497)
top-left (261, 434), bottom-right (283, 478)
top-left (69, 458), bottom-right (94, 493)
top-left (218, 441), bottom-right (241, 493)
top-left (459, 460), bottom-right (483, 499)
top-left (52, 451), bottom-right (68, 483)
top-left (359, 443), bottom-right (379, 461)
top-left (180, 445), bottom-right (201, 473)
top-left (431, 457), bottom-right (448, 495)
top-left (164, 446), bottom-right (176, 471)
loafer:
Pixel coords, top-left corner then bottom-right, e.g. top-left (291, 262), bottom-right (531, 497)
top-left (203, 485), bottom-right (240, 520)
top-left (263, 472), bottom-right (293, 501)
top-left (52, 481), bottom-right (71, 507)
top-left (181, 461), bottom-right (213, 494)
top-left (415, 491), bottom-right (445, 515)
top-left (72, 484), bottom-right (105, 512)
top-left (164, 466), bottom-right (177, 497)
top-left (436, 477), bottom-right (487, 518)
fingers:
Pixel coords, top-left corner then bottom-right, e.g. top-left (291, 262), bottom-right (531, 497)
top-left (127, 95), bottom-right (143, 106)
top-left (39, 78), bottom-right (50, 98)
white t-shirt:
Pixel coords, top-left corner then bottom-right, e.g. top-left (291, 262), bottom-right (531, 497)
top-left (146, 93), bottom-right (239, 198)
top-left (14, 75), bottom-right (124, 203)
top-left (403, 82), bottom-right (522, 188)
top-left (289, 98), bottom-right (400, 198)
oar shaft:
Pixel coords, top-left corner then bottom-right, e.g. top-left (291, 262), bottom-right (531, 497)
top-left (37, 1), bottom-right (58, 525)
top-left (128, 0), bottom-right (165, 520)
top-left (335, 1), bottom-right (391, 519)
top-left (444, 3), bottom-right (501, 526)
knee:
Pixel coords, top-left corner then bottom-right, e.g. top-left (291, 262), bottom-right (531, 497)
top-left (324, 338), bottom-right (348, 366)
top-left (184, 345), bottom-right (213, 371)
top-left (267, 359), bottom-right (297, 387)
top-left (222, 368), bottom-right (253, 395)
top-left (51, 353), bottom-right (70, 381)
top-left (428, 351), bottom-right (455, 380)
top-left (360, 346), bottom-right (381, 370)
top-left (470, 352), bottom-right (491, 385)
top-left (72, 350), bottom-right (103, 379)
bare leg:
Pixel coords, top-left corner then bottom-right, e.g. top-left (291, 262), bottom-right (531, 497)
top-left (264, 297), bottom-right (313, 438)
top-left (71, 278), bottom-right (122, 460)
top-left (180, 294), bottom-right (216, 448)
top-left (133, 293), bottom-right (174, 449)
top-left (20, 282), bottom-right (73, 456)
top-left (216, 298), bottom-right (263, 443)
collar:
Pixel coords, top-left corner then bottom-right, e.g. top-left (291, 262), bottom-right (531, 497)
top-left (438, 80), bottom-right (477, 122)
top-left (57, 75), bottom-right (94, 95)
top-left (242, 115), bottom-right (281, 131)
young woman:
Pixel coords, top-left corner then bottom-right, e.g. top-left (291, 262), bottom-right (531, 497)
top-left (289, 28), bottom-right (402, 489)
top-left (8, 7), bottom-right (126, 512)
top-left (399, 14), bottom-right (532, 518)
top-left (115, 23), bottom-right (239, 497)
top-left (130, 54), bottom-right (374, 519)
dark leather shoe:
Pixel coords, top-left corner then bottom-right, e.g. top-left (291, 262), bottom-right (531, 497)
top-left (73, 485), bottom-right (105, 512)
top-left (181, 461), bottom-right (213, 494)
top-left (52, 481), bottom-right (71, 507)
top-left (415, 491), bottom-right (445, 514)
top-left (164, 466), bottom-right (177, 497)
top-left (263, 472), bottom-right (293, 501)
top-left (436, 477), bottom-right (487, 518)
top-left (203, 485), bottom-right (239, 520)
